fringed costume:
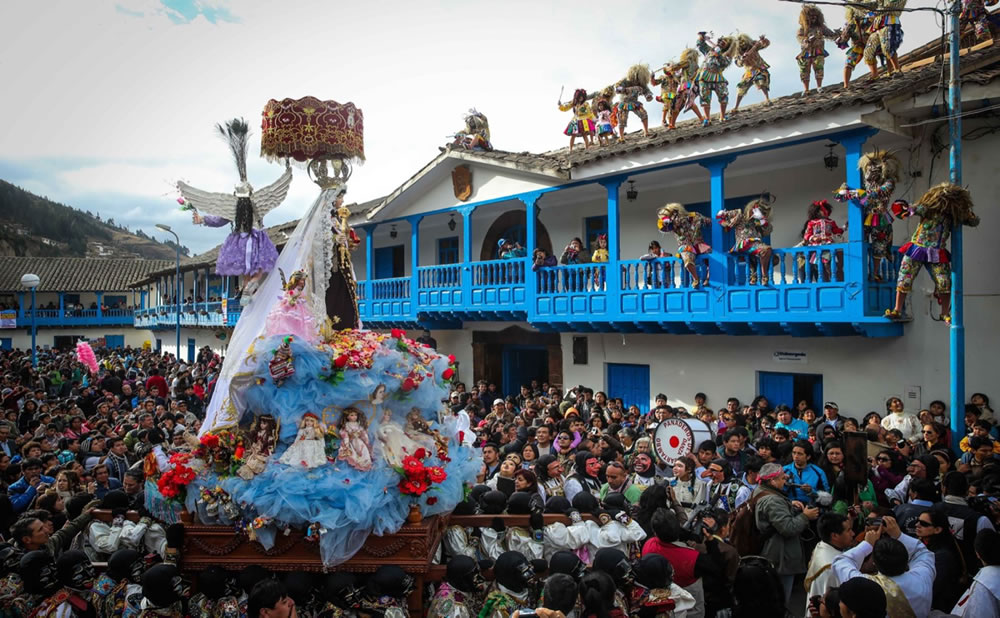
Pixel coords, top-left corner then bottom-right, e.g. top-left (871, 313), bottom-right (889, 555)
top-left (615, 64), bottom-right (654, 141)
top-left (657, 203), bottom-right (712, 287)
top-left (864, 0), bottom-right (908, 78)
top-left (559, 89), bottom-right (596, 151)
top-left (886, 183), bottom-right (979, 322)
top-left (695, 33), bottom-right (736, 124)
top-left (180, 119), bottom-right (292, 287)
top-left (796, 4), bottom-right (839, 92)
top-left (451, 109), bottom-right (493, 151)
top-left (732, 34), bottom-right (771, 111)
top-left (834, 149), bottom-right (900, 280)
top-left (651, 64), bottom-right (680, 127)
top-left (797, 200), bottom-right (844, 282)
top-left (717, 194), bottom-right (775, 285)
top-left (668, 49), bottom-right (705, 127)
top-left (836, 5), bottom-right (874, 87)
top-left (961, 0), bottom-right (999, 40)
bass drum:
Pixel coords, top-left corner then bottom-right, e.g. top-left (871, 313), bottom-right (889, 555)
top-left (653, 418), bottom-right (716, 465)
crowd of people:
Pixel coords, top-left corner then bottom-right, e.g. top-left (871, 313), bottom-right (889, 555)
top-left (0, 340), bottom-right (999, 617)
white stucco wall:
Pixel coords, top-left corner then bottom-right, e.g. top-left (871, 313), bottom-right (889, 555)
top-left (1, 327), bottom-right (157, 351)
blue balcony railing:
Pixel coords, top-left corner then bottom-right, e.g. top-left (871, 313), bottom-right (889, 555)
top-left (133, 302), bottom-right (242, 329)
top-left (19, 308), bottom-right (135, 327)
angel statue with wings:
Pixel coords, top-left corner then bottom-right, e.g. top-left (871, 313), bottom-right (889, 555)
top-left (178, 118), bottom-right (293, 301)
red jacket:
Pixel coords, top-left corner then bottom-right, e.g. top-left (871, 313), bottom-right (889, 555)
top-left (145, 375), bottom-right (168, 398)
top-left (642, 537), bottom-right (699, 587)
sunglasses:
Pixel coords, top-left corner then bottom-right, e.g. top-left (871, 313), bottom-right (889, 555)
top-left (915, 519), bottom-right (934, 527)
top-left (876, 457), bottom-right (891, 462)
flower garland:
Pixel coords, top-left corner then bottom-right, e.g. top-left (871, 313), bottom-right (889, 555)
top-left (194, 430), bottom-right (245, 477)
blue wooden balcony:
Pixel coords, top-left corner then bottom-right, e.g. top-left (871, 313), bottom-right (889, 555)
top-left (20, 308), bottom-right (136, 327)
top-left (134, 302), bottom-right (242, 330)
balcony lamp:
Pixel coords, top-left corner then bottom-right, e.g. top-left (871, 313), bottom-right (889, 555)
top-left (448, 214), bottom-right (457, 231)
top-left (390, 224), bottom-right (397, 239)
top-left (626, 181), bottom-right (638, 202)
top-left (824, 143), bottom-right (839, 171)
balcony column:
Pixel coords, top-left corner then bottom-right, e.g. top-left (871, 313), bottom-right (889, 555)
top-left (408, 216), bottom-right (423, 320)
top-left (17, 292), bottom-right (24, 321)
top-left (58, 292), bottom-right (64, 316)
top-left (96, 292), bottom-right (104, 319)
top-left (360, 224), bottom-right (377, 283)
top-left (460, 206), bottom-right (477, 295)
top-left (600, 180), bottom-right (623, 300)
top-left (701, 157), bottom-right (736, 311)
top-left (520, 193), bottom-right (540, 321)
top-left (140, 290), bottom-right (147, 311)
top-left (838, 130), bottom-right (876, 317)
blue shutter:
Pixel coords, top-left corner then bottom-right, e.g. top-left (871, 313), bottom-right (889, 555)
top-left (606, 363), bottom-right (651, 413)
top-left (104, 335), bottom-right (124, 349)
top-left (759, 372), bottom-right (794, 409)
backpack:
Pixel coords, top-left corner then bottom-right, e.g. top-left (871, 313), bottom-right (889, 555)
top-left (728, 490), bottom-right (773, 556)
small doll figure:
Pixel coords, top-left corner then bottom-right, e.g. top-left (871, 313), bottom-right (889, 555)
top-left (961, 0), bottom-right (999, 41)
top-left (238, 414), bottom-right (279, 480)
top-left (885, 183), bottom-right (979, 322)
top-left (268, 337), bottom-right (295, 386)
top-left (323, 424), bottom-right (341, 462)
top-left (657, 203), bottom-right (712, 288)
top-left (797, 200), bottom-right (845, 282)
top-left (834, 149), bottom-right (900, 280)
top-left (404, 408), bottom-right (439, 454)
top-left (695, 32), bottom-right (738, 125)
top-left (558, 89), bottom-right (596, 152)
top-left (796, 4), bottom-right (840, 93)
top-left (717, 193), bottom-right (775, 285)
top-left (279, 412), bottom-right (328, 469)
top-left (266, 270), bottom-right (319, 343)
top-left (594, 99), bottom-right (615, 146)
top-left (337, 407), bottom-right (373, 471)
top-left (731, 33), bottom-right (771, 113)
top-left (836, 4), bottom-right (874, 88)
top-left (615, 63), bottom-right (654, 141)
top-left (650, 64), bottom-right (680, 127)
top-left (864, 0), bottom-right (908, 80)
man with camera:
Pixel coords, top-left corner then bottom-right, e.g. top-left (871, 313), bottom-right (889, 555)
top-left (805, 513), bottom-right (855, 604)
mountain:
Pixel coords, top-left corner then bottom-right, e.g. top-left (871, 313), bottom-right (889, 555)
top-left (0, 179), bottom-right (190, 260)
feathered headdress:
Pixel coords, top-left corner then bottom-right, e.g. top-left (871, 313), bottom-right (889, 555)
top-left (858, 149), bottom-right (901, 183)
top-left (657, 202), bottom-right (688, 231)
top-left (677, 48), bottom-right (699, 74)
top-left (915, 183), bottom-right (978, 225)
top-left (216, 118), bottom-right (251, 183)
top-left (76, 341), bottom-right (99, 375)
top-left (623, 63), bottom-right (652, 88)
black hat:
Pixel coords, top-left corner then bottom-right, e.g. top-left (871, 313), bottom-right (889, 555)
top-left (506, 491), bottom-right (532, 515)
top-left (549, 550), bottom-right (586, 581)
top-left (592, 547), bottom-right (633, 587)
top-left (838, 576), bottom-right (887, 618)
top-left (571, 491), bottom-right (599, 514)
top-left (480, 490), bottom-right (508, 514)
top-left (322, 573), bottom-right (361, 609)
top-left (196, 566), bottom-right (229, 601)
top-left (494, 551), bottom-right (533, 592)
top-left (366, 565), bottom-right (414, 599)
top-left (445, 555), bottom-right (481, 593)
top-left (20, 550), bottom-right (58, 595)
top-left (56, 550), bottom-right (95, 589)
top-left (544, 496), bottom-right (571, 514)
top-left (108, 548), bottom-right (144, 584)
top-left (142, 563), bottom-right (183, 608)
top-left (636, 553), bottom-right (673, 589)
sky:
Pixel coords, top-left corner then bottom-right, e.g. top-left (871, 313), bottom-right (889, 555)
top-left (0, 0), bottom-right (949, 254)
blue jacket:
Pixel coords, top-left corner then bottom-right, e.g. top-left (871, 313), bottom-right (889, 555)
top-left (782, 462), bottom-right (829, 503)
top-left (93, 478), bottom-right (123, 500)
top-left (8, 474), bottom-right (56, 513)
top-left (775, 418), bottom-right (810, 440)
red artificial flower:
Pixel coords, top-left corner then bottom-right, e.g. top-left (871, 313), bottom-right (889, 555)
top-left (333, 354), bottom-right (349, 369)
top-left (401, 377), bottom-right (416, 392)
top-left (413, 448), bottom-right (427, 460)
top-left (457, 431), bottom-right (465, 444)
top-left (402, 456), bottom-right (425, 478)
top-left (442, 368), bottom-right (454, 380)
top-left (426, 466), bottom-right (447, 484)
top-left (448, 355), bottom-right (456, 364)
top-left (426, 496), bottom-right (438, 506)
top-left (234, 446), bottom-right (245, 460)
top-left (399, 478), bottom-right (429, 495)
top-left (200, 434), bottom-right (220, 449)
top-left (391, 328), bottom-right (406, 339)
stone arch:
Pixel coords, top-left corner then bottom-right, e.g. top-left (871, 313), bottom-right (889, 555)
top-left (479, 209), bottom-right (553, 261)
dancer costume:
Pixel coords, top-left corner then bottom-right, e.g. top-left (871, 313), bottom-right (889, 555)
top-left (893, 184), bottom-right (979, 299)
top-left (651, 65), bottom-right (680, 107)
top-left (178, 119), bottom-right (292, 277)
top-left (717, 195), bottom-right (774, 284)
top-left (798, 200), bottom-right (844, 282)
top-left (837, 5), bottom-right (874, 71)
top-left (834, 149), bottom-right (900, 278)
top-left (796, 4), bottom-right (838, 85)
top-left (559, 90), bottom-right (596, 137)
top-left (615, 64), bottom-right (654, 132)
top-left (595, 107), bottom-right (614, 136)
top-left (864, 0), bottom-right (908, 67)
top-left (735, 34), bottom-right (771, 98)
top-left (657, 204), bottom-right (712, 266)
top-left (696, 35), bottom-right (734, 106)
top-left (961, 0), bottom-right (999, 39)
top-left (673, 49), bottom-right (701, 115)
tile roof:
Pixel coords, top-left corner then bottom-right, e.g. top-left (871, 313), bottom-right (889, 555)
top-left (0, 257), bottom-right (174, 292)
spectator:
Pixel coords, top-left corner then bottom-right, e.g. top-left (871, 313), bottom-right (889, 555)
top-left (951, 528), bottom-right (1000, 616)
top-left (805, 512), bottom-right (854, 600)
top-left (915, 504), bottom-right (966, 612)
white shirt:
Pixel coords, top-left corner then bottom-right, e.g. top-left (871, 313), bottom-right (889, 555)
top-left (805, 541), bottom-right (843, 599)
top-left (952, 565), bottom-right (1000, 616)
top-left (832, 532), bottom-right (936, 618)
top-left (881, 412), bottom-right (922, 442)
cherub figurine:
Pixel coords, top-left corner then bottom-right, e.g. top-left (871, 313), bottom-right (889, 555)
top-left (836, 4), bottom-right (874, 88)
top-left (279, 413), bottom-right (328, 469)
top-left (337, 408), bottom-right (373, 471)
top-left (266, 270), bottom-right (319, 343)
top-left (731, 34), bottom-right (771, 113)
top-left (696, 32), bottom-right (738, 125)
top-left (885, 183), bottom-right (979, 322)
top-left (657, 203), bottom-right (712, 288)
top-left (833, 149), bottom-right (901, 280)
top-left (864, 0), bottom-right (908, 80)
top-left (615, 64), bottom-right (654, 141)
top-left (404, 408), bottom-right (439, 455)
top-left (558, 89), bottom-right (596, 152)
top-left (717, 193), bottom-right (776, 285)
top-left (796, 4), bottom-right (839, 93)
top-left (238, 414), bottom-right (279, 480)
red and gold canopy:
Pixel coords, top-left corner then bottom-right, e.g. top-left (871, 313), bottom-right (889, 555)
top-left (260, 97), bottom-right (365, 164)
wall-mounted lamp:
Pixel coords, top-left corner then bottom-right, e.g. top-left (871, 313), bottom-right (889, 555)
top-left (390, 224), bottom-right (397, 239)
top-left (448, 214), bottom-right (457, 232)
top-left (824, 143), bottom-right (839, 171)
top-left (626, 180), bottom-right (638, 202)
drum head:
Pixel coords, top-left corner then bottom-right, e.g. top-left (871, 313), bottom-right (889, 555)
top-left (654, 418), bottom-right (715, 464)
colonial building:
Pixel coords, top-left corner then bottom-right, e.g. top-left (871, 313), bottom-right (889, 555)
top-left (136, 33), bottom-right (1000, 414)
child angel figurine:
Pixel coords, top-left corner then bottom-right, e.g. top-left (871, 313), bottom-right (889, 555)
top-left (337, 407), bottom-right (374, 471)
top-left (237, 414), bottom-right (279, 479)
top-left (279, 413), bottom-right (328, 469)
top-left (266, 269), bottom-right (319, 344)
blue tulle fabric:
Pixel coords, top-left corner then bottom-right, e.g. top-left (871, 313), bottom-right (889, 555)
top-left (185, 334), bottom-right (479, 566)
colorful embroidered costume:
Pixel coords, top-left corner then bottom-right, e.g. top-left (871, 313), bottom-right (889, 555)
top-left (696, 35), bottom-right (733, 106)
top-left (559, 101), bottom-right (596, 137)
top-left (834, 149), bottom-right (900, 279)
top-left (864, 0), bottom-right (907, 68)
top-left (797, 200), bottom-right (844, 282)
top-left (657, 203), bottom-right (712, 270)
top-left (426, 582), bottom-right (474, 618)
top-left (735, 34), bottom-right (771, 98)
top-left (961, 0), bottom-right (999, 39)
top-left (717, 195), bottom-right (775, 285)
top-left (451, 109), bottom-right (493, 151)
top-left (797, 4), bottom-right (839, 88)
top-left (672, 49), bottom-right (702, 117)
top-left (837, 5), bottom-right (873, 71)
top-left (595, 108), bottom-right (614, 136)
top-left (615, 64), bottom-right (654, 139)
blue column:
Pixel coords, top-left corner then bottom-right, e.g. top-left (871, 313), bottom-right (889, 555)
top-left (600, 180), bottom-right (623, 303)
top-left (58, 292), bottom-right (64, 325)
top-left (701, 157), bottom-right (736, 299)
top-left (29, 288), bottom-right (36, 367)
top-left (409, 216), bottom-right (423, 318)
top-left (460, 207), bottom-right (476, 295)
top-left (521, 194), bottom-right (540, 321)
top-left (948, 1), bottom-right (964, 453)
top-left (140, 290), bottom-right (147, 310)
top-left (96, 292), bottom-right (104, 320)
top-left (362, 224), bottom-right (377, 282)
top-left (17, 292), bottom-right (24, 322)
top-left (838, 130), bottom-right (875, 317)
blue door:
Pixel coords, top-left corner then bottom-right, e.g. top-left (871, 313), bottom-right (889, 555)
top-left (759, 372), bottom-right (795, 409)
top-left (155, 339), bottom-right (162, 354)
top-left (104, 335), bottom-right (124, 349)
top-left (0, 339), bottom-right (10, 351)
top-left (502, 346), bottom-right (548, 399)
top-left (374, 245), bottom-right (404, 279)
top-left (606, 363), bottom-right (650, 413)
top-left (187, 338), bottom-right (196, 363)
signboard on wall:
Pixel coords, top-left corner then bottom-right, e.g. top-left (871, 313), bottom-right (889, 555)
top-left (773, 350), bottom-right (807, 364)
top-left (0, 311), bottom-right (15, 329)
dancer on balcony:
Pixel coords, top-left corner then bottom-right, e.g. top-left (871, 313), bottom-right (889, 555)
top-left (615, 64), bottom-right (654, 141)
top-left (836, 4), bottom-right (874, 88)
top-left (696, 32), bottom-right (737, 125)
top-left (834, 149), bottom-right (900, 281)
top-left (797, 200), bottom-right (844, 282)
top-left (864, 0), bottom-right (908, 79)
top-left (657, 203), bottom-right (712, 288)
top-left (731, 33), bottom-right (771, 113)
top-left (885, 183), bottom-right (979, 322)
top-left (559, 88), bottom-right (596, 152)
top-left (796, 4), bottom-right (840, 94)
top-left (717, 193), bottom-right (775, 285)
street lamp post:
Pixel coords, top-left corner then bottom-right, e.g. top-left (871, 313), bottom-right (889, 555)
top-left (20, 273), bottom-right (40, 367)
top-left (156, 224), bottom-right (182, 362)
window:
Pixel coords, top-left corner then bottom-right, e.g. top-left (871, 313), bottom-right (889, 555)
top-left (103, 295), bottom-right (127, 309)
top-left (584, 216), bottom-right (608, 251)
top-left (437, 237), bottom-right (459, 264)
